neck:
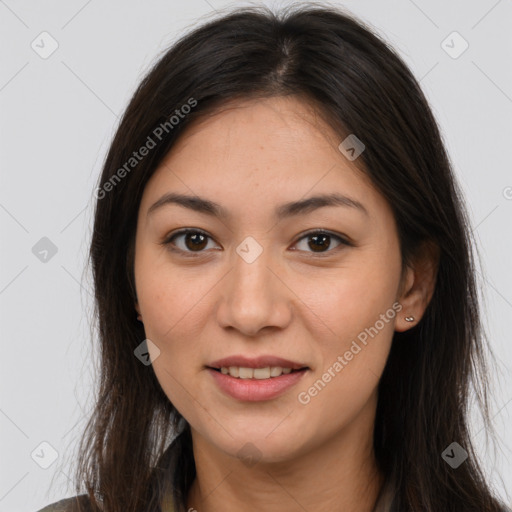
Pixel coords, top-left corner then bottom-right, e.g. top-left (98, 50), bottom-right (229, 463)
top-left (186, 394), bottom-right (384, 512)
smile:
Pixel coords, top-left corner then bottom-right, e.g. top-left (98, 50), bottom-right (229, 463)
top-left (213, 366), bottom-right (303, 379)
top-left (207, 366), bottom-right (309, 401)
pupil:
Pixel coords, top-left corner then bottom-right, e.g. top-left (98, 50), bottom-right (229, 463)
top-left (186, 232), bottom-right (207, 251)
top-left (309, 234), bottom-right (330, 252)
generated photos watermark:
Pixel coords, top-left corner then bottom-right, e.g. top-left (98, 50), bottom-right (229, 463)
top-left (94, 97), bottom-right (197, 200)
top-left (297, 301), bottom-right (403, 405)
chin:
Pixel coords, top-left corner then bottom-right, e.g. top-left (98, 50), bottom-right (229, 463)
top-left (209, 430), bottom-right (307, 466)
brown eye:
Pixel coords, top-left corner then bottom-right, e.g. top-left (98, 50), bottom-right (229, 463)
top-left (307, 233), bottom-right (332, 252)
top-left (164, 229), bottom-right (217, 255)
top-left (293, 230), bottom-right (350, 255)
top-left (182, 231), bottom-right (208, 251)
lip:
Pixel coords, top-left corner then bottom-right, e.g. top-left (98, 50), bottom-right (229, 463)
top-left (207, 367), bottom-right (308, 401)
top-left (208, 354), bottom-right (308, 370)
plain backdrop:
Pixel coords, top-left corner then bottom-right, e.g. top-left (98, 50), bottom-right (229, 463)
top-left (0, 0), bottom-right (511, 510)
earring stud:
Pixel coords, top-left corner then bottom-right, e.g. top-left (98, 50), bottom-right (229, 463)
top-left (405, 316), bottom-right (415, 322)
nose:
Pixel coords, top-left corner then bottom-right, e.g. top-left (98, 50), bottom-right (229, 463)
top-left (215, 246), bottom-right (293, 337)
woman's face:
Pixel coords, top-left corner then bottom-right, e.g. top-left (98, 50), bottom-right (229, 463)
top-left (133, 96), bottom-right (412, 464)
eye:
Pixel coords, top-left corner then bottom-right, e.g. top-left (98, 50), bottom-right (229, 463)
top-left (162, 228), bottom-right (352, 257)
top-left (292, 230), bottom-right (352, 255)
top-left (162, 229), bottom-right (219, 256)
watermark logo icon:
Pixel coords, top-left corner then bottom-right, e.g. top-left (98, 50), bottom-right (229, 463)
top-left (31, 441), bottom-right (59, 469)
top-left (134, 339), bottom-right (161, 365)
top-left (236, 442), bottom-right (262, 467)
top-left (441, 441), bottom-right (468, 468)
top-left (31, 32), bottom-right (59, 59)
top-left (338, 134), bottom-right (365, 161)
top-left (32, 237), bottom-right (58, 263)
top-left (441, 31), bottom-right (469, 59)
top-left (236, 236), bottom-right (263, 264)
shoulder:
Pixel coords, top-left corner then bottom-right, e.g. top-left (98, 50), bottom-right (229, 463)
top-left (36, 494), bottom-right (94, 512)
top-left (36, 493), bottom-right (176, 511)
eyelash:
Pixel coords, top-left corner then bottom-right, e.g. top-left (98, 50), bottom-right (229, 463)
top-left (161, 228), bottom-right (353, 258)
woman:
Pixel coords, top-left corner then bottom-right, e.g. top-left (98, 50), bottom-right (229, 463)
top-left (38, 4), bottom-right (510, 512)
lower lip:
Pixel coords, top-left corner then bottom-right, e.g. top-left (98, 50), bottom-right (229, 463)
top-left (207, 368), bottom-right (308, 401)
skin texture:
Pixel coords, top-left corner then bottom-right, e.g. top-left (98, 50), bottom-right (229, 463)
top-left (133, 96), bottom-right (437, 512)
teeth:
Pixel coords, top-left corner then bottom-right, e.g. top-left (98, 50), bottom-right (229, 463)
top-left (270, 366), bottom-right (282, 377)
top-left (219, 366), bottom-right (297, 379)
top-left (239, 367), bottom-right (253, 379)
top-left (253, 367), bottom-right (270, 379)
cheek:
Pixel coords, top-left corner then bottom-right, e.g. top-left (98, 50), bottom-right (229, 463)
top-left (142, 280), bottom-right (207, 365)
top-left (301, 251), bottom-right (400, 341)
top-left (138, 269), bottom-right (207, 417)
top-left (296, 293), bottom-right (396, 432)
top-left (135, 245), bottom-right (209, 341)
top-left (134, 251), bottom-right (202, 390)
top-left (297, 248), bottom-right (400, 409)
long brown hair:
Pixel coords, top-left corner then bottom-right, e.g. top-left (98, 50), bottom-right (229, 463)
top-left (73, 4), bottom-right (506, 511)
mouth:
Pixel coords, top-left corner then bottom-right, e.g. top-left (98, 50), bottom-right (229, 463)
top-left (206, 354), bottom-right (309, 380)
top-left (205, 355), bottom-right (310, 401)
top-left (207, 366), bottom-right (308, 379)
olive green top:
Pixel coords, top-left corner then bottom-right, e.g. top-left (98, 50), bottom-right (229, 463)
top-left (36, 493), bottom-right (175, 512)
top-left (36, 479), bottom-right (512, 511)
top-left (36, 476), bottom-right (393, 512)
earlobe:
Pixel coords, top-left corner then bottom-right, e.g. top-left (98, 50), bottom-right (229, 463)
top-left (395, 267), bottom-right (417, 332)
top-left (394, 240), bottom-right (439, 332)
top-left (135, 301), bottom-right (143, 322)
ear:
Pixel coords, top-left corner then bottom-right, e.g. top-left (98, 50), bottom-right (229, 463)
top-left (395, 240), bottom-right (439, 332)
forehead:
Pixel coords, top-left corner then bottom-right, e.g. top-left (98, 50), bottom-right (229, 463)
top-left (139, 96), bottom-right (387, 221)
top-left (166, 95), bottom-right (349, 168)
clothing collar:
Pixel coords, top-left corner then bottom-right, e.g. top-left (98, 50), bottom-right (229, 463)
top-left (372, 476), bottom-right (396, 512)
top-left (161, 477), bottom-right (397, 512)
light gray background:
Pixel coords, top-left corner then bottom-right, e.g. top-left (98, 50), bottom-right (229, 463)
top-left (1, 1), bottom-right (511, 510)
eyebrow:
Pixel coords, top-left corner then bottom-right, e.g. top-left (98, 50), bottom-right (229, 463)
top-left (147, 192), bottom-right (369, 220)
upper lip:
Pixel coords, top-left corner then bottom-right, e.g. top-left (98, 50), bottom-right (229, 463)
top-left (208, 355), bottom-right (308, 370)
